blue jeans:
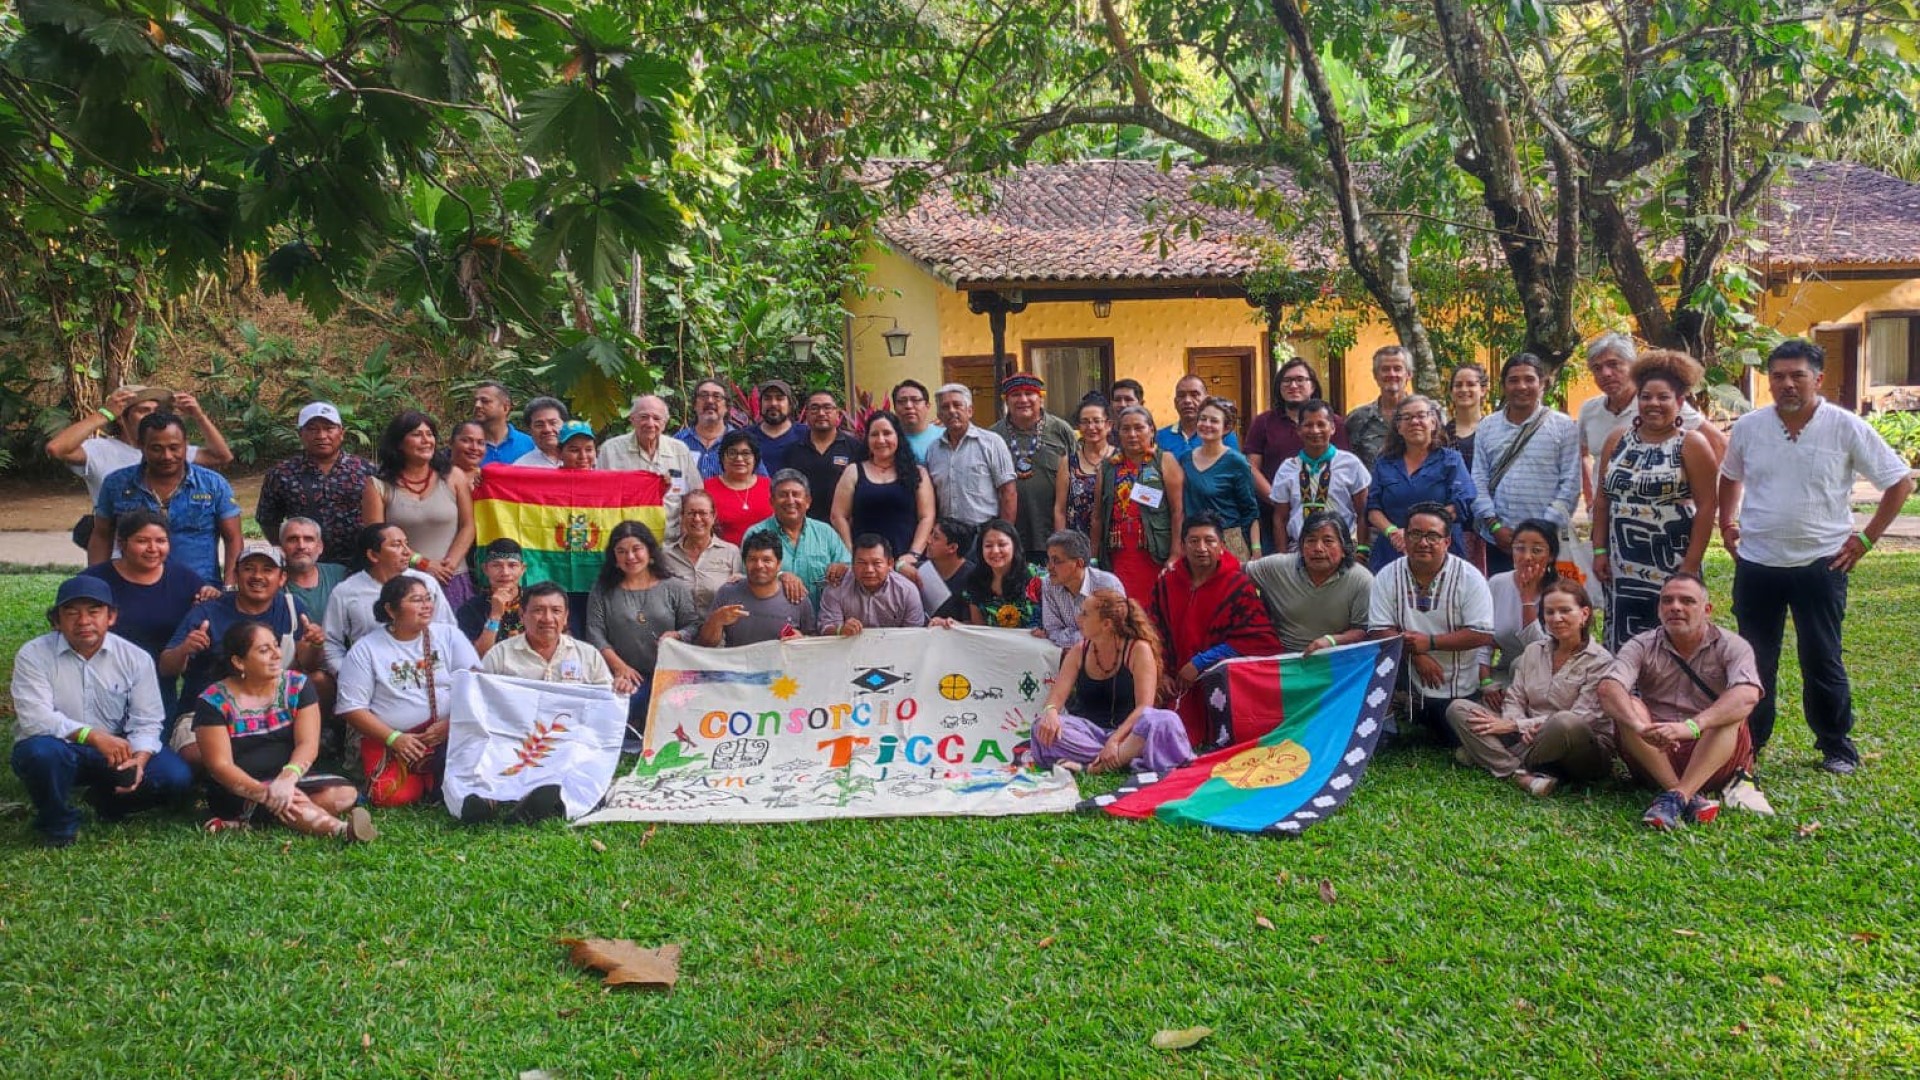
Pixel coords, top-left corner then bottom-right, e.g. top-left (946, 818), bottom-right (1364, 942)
top-left (10, 736), bottom-right (193, 842)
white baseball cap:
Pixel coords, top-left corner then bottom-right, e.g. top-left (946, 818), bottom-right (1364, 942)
top-left (298, 401), bottom-right (343, 428)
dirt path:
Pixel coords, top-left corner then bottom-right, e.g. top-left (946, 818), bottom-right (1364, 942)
top-left (0, 472), bottom-right (264, 532)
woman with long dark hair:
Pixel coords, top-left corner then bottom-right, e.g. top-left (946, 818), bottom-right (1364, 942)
top-left (831, 409), bottom-right (933, 566)
top-left (1053, 394), bottom-right (1113, 537)
top-left (363, 410), bottom-right (476, 606)
top-left (954, 518), bottom-right (1043, 629)
top-left (336, 573), bottom-right (479, 807)
top-left (585, 520), bottom-right (701, 750)
top-left (1481, 518), bottom-right (1560, 709)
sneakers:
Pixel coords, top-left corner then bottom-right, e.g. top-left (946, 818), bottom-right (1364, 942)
top-left (1820, 755), bottom-right (1858, 776)
top-left (1642, 790), bottom-right (1688, 830)
top-left (1722, 769), bottom-right (1776, 815)
top-left (510, 784), bottom-right (567, 825)
top-left (1644, 789), bottom-right (1719, 830)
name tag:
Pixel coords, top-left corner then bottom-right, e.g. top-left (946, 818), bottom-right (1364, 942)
top-left (1130, 484), bottom-right (1164, 509)
top-left (667, 470), bottom-right (687, 496)
top-left (559, 660), bottom-right (583, 681)
top-left (831, 455), bottom-right (849, 467)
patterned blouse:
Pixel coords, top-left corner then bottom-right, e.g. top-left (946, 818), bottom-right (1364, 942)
top-left (193, 672), bottom-right (314, 780)
top-left (967, 565), bottom-right (1045, 629)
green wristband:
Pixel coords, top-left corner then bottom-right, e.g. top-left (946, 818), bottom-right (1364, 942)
top-left (385, 728), bottom-right (403, 747)
top-left (1857, 532), bottom-right (1874, 553)
top-left (1591, 546), bottom-right (1608, 555)
top-left (74, 726), bottom-right (92, 745)
top-left (281, 762), bottom-right (305, 778)
top-left (1683, 718), bottom-right (1702, 739)
top-left (98, 407), bottom-right (116, 423)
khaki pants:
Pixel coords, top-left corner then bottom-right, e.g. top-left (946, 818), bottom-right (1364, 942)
top-left (1445, 701), bottom-right (1613, 781)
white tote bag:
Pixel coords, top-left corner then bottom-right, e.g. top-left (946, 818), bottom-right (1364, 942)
top-left (443, 672), bottom-right (628, 821)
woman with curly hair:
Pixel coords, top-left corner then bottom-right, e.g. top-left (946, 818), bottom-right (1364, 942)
top-left (586, 520), bottom-right (702, 750)
top-left (1030, 588), bottom-right (1193, 773)
top-left (363, 410), bottom-right (477, 607)
top-left (1591, 349), bottom-right (1719, 649)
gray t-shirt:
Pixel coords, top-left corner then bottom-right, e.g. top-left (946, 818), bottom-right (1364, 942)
top-left (584, 578), bottom-right (702, 672)
top-left (710, 580), bottom-right (817, 646)
top-left (1243, 553), bottom-right (1375, 654)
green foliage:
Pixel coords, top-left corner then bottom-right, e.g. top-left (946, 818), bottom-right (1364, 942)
top-left (279, 340), bottom-right (423, 456)
top-left (1868, 410), bottom-right (1920, 467)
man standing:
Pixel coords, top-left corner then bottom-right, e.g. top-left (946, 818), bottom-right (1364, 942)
top-left (1039, 529), bottom-right (1122, 649)
top-left (45, 384), bottom-right (233, 524)
top-left (1344, 345), bottom-right (1412, 469)
top-left (1149, 515), bottom-right (1283, 744)
top-left (925, 384), bottom-right (1017, 528)
top-left (280, 516), bottom-right (346, 618)
top-left (1577, 334), bottom-right (1723, 506)
top-left (11, 576), bottom-right (193, 847)
top-left (473, 381), bottom-right (535, 466)
top-left (819, 535), bottom-right (927, 635)
top-left (513, 396), bottom-right (570, 468)
top-left (786, 389), bottom-right (860, 523)
top-left (1245, 511), bottom-right (1374, 654)
top-left (743, 470), bottom-right (851, 606)
top-left (891, 380), bottom-right (942, 460)
top-left (599, 394), bottom-right (697, 541)
top-left (1246, 359), bottom-right (1350, 554)
top-left (750, 379), bottom-right (806, 475)
top-left (1367, 502), bottom-right (1495, 741)
top-left (1108, 380), bottom-right (1145, 411)
top-left (991, 373), bottom-right (1078, 563)
top-left (256, 401), bottom-right (374, 559)
top-left (678, 378), bottom-right (739, 479)
top-left (1599, 574), bottom-right (1762, 829)
top-left (90, 413), bottom-right (243, 585)
top-left (1157, 374), bottom-right (1241, 457)
top-left (700, 531), bottom-right (818, 646)
top-left (1718, 339), bottom-right (1914, 774)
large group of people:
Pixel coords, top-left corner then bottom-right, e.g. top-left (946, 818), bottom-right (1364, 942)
top-left (11, 336), bottom-right (1911, 847)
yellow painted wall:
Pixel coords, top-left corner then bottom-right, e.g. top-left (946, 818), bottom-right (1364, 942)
top-left (845, 245), bottom-right (947, 404)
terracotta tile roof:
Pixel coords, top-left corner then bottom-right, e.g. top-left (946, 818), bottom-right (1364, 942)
top-left (872, 161), bottom-right (1311, 286)
top-left (874, 159), bottom-right (1920, 287)
top-left (1748, 161), bottom-right (1920, 269)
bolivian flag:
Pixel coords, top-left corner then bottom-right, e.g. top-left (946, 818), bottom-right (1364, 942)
top-left (1086, 638), bottom-right (1402, 835)
top-left (473, 466), bottom-right (667, 591)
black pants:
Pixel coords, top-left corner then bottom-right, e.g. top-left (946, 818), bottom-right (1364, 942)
top-left (1731, 556), bottom-right (1856, 763)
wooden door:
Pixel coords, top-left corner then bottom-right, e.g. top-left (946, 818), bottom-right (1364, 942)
top-left (1812, 324), bottom-right (1862, 410)
top-left (1187, 347), bottom-right (1254, 427)
top-left (941, 355), bottom-right (999, 426)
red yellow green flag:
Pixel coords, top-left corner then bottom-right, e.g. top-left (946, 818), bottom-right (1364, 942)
top-left (472, 466), bottom-right (667, 591)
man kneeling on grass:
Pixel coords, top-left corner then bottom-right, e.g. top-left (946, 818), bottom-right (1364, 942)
top-left (1598, 573), bottom-right (1762, 830)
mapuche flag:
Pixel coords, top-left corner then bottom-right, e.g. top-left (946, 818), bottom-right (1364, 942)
top-left (472, 466), bottom-right (667, 592)
top-left (1087, 638), bottom-right (1402, 835)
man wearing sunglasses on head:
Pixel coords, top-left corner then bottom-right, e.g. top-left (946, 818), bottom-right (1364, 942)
top-left (1368, 501), bottom-right (1495, 744)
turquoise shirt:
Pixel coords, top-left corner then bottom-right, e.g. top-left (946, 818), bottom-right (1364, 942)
top-left (743, 516), bottom-right (851, 606)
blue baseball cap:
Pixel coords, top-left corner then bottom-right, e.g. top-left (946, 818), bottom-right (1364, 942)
top-left (558, 420), bottom-right (596, 445)
top-left (53, 576), bottom-right (115, 610)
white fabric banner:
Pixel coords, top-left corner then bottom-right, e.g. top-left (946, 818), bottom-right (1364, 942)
top-left (444, 672), bottom-right (628, 821)
top-left (576, 627), bottom-right (1080, 825)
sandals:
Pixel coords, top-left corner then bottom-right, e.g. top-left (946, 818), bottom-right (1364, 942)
top-left (341, 806), bottom-right (378, 843)
top-left (1512, 771), bottom-right (1557, 798)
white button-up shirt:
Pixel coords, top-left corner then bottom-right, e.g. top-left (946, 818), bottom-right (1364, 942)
top-left (10, 631), bottom-right (165, 753)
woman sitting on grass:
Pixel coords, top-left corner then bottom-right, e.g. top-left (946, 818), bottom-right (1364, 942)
top-left (1029, 589), bottom-right (1193, 773)
top-left (337, 574), bottom-right (479, 808)
top-left (1446, 579), bottom-right (1614, 796)
top-left (194, 621), bottom-right (375, 840)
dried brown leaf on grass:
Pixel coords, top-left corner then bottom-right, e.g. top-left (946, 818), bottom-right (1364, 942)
top-left (561, 938), bottom-right (682, 991)
top-left (1254, 915), bottom-right (1276, 931)
top-left (1150, 1026), bottom-right (1212, 1050)
top-left (1318, 879), bottom-right (1337, 905)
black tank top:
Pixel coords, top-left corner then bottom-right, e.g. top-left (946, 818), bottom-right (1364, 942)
top-left (851, 463), bottom-right (917, 561)
top-left (1070, 639), bottom-right (1136, 731)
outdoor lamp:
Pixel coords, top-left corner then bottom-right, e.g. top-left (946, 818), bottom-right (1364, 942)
top-left (787, 333), bottom-right (819, 364)
top-left (881, 324), bottom-right (911, 357)
top-left (1092, 299), bottom-right (1112, 319)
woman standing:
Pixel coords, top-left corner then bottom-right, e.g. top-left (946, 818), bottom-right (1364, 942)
top-left (1445, 364), bottom-right (1489, 468)
top-left (364, 410), bottom-right (477, 607)
top-left (950, 519), bottom-right (1043, 629)
top-left (1030, 589), bottom-right (1193, 773)
top-left (337, 574), bottom-right (480, 808)
top-left (704, 431), bottom-right (773, 545)
top-left (80, 510), bottom-right (217, 721)
top-left (194, 621), bottom-right (374, 839)
top-left (1481, 519), bottom-right (1560, 707)
top-left (1091, 406), bottom-right (1184, 603)
top-left (1269, 400), bottom-right (1370, 554)
top-left (661, 490), bottom-right (743, 620)
top-left (831, 410), bottom-right (933, 566)
top-left (1180, 397), bottom-right (1265, 559)
top-left (586, 521), bottom-right (702, 750)
top-left (1365, 395), bottom-right (1475, 572)
top-left (1053, 394), bottom-right (1113, 537)
top-left (447, 420), bottom-right (489, 480)
top-left (1470, 353), bottom-right (1581, 576)
top-left (1448, 580), bottom-right (1614, 796)
top-left (1591, 350), bottom-right (1718, 650)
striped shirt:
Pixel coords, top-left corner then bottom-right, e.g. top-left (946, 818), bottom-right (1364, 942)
top-left (1469, 406), bottom-right (1580, 538)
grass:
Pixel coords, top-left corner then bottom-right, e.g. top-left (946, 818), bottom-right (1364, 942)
top-left (2, 555), bottom-right (1918, 1077)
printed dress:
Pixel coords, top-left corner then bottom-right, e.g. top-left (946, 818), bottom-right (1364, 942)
top-left (1062, 447), bottom-right (1102, 536)
top-left (1599, 427), bottom-right (1694, 650)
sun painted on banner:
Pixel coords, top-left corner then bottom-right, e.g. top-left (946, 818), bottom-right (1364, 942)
top-left (577, 627), bottom-right (1081, 825)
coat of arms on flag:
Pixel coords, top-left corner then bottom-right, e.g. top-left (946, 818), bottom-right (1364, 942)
top-left (1087, 638), bottom-right (1403, 835)
top-left (473, 465), bottom-right (666, 592)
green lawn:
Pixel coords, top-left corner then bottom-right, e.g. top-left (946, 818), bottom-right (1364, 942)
top-left (1, 556), bottom-right (1916, 1077)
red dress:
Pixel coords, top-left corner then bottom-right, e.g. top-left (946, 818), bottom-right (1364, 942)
top-left (1106, 455), bottom-right (1165, 602)
top-left (706, 475), bottom-right (772, 545)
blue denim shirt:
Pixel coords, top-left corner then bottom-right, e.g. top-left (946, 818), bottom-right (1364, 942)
top-left (95, 463), bottom-right (241, 582)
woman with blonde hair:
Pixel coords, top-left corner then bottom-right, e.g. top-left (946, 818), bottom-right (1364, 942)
top-left (1591, 349), bottom-right (1718, 649)
top-left (1029, 588), bottom-right (1193, 773)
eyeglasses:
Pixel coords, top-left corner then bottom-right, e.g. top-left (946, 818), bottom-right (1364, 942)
top-left (805, 403), bottom-right (837, 412)
top-left (723, 449), bottom-right (756, 458)
top-left (1405, 530), bottom-right (1448, 545)
top-left (1279, 376), bottom-right (1313, 386)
